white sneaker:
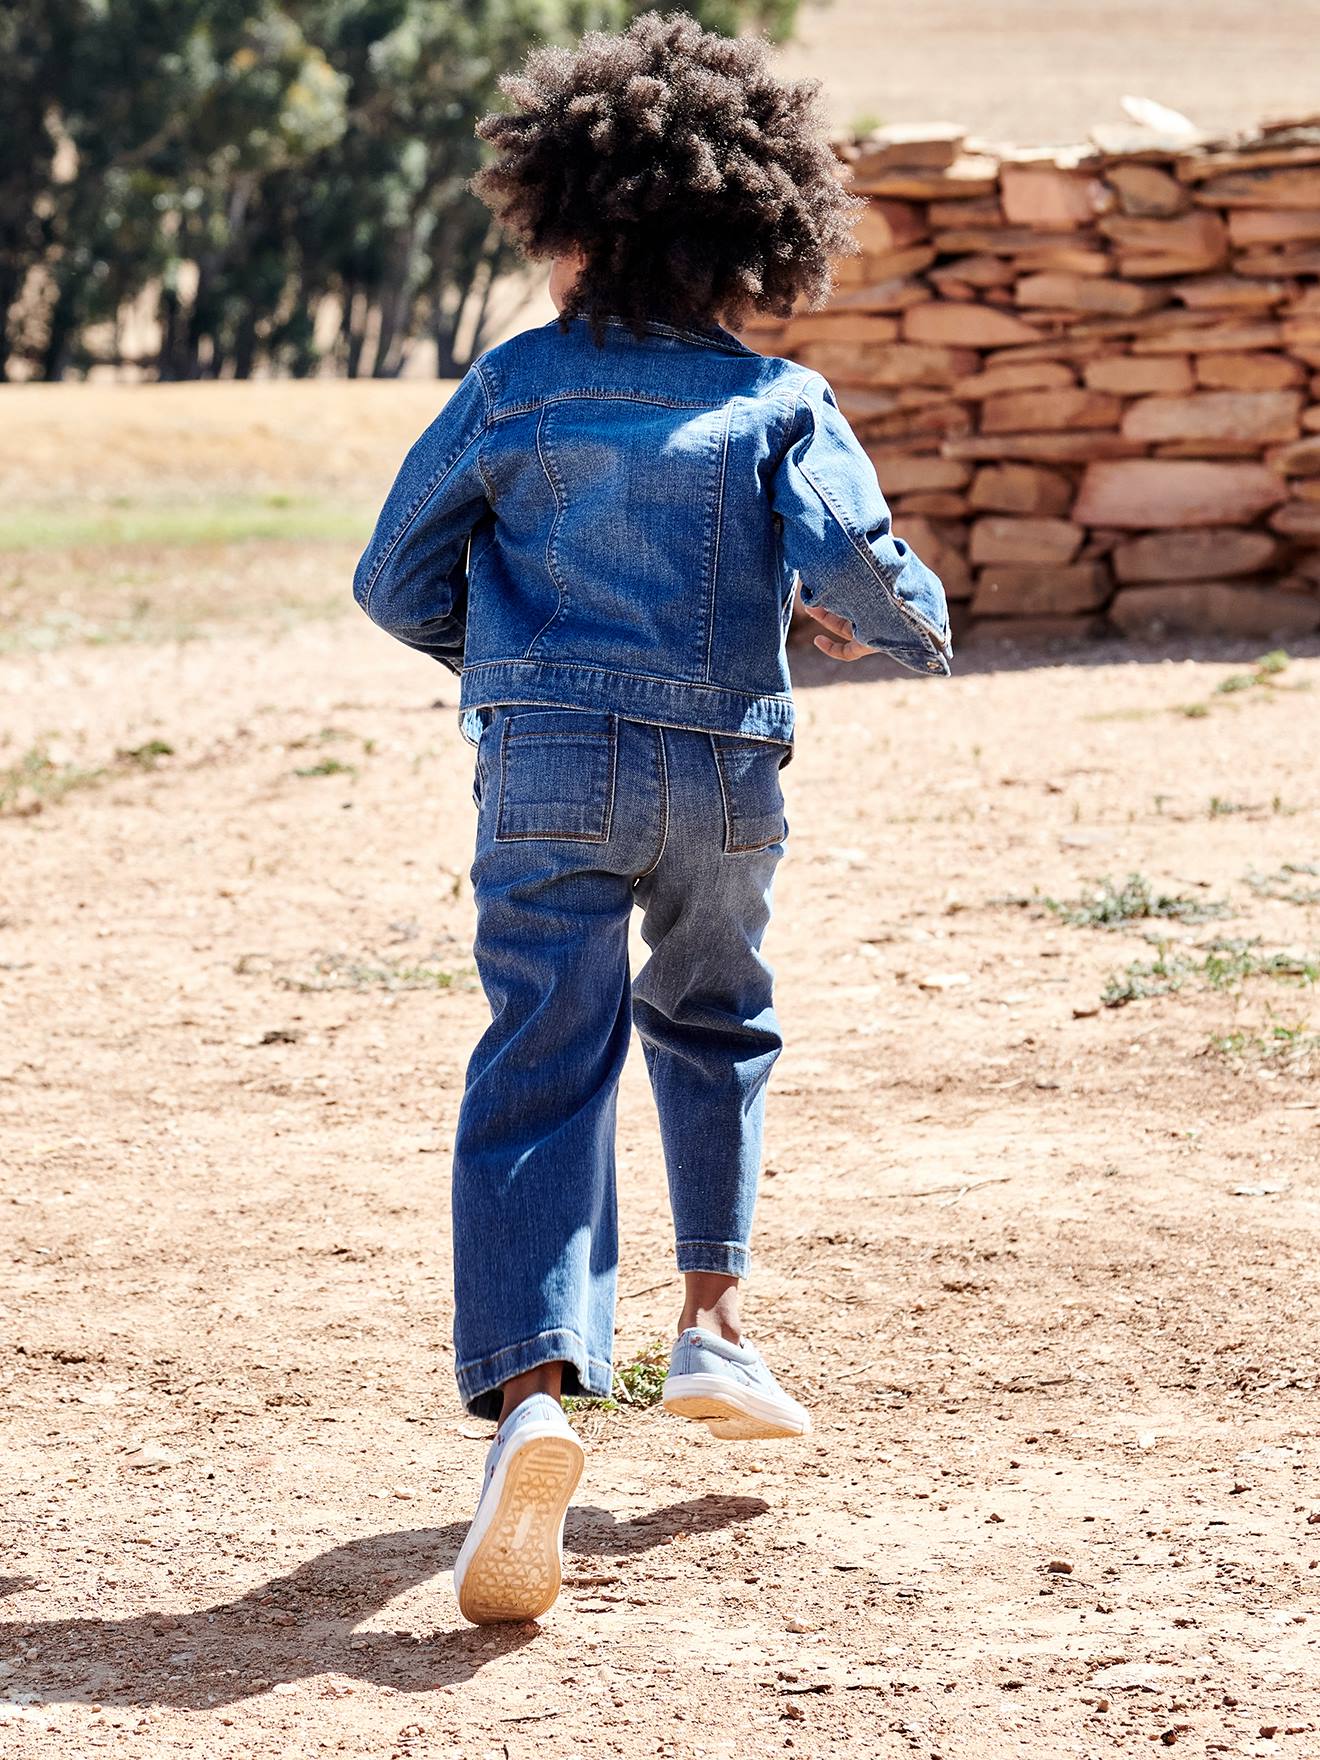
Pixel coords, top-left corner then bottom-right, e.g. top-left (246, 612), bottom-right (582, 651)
top-left (452, 1393), bottom-right (584, 1624)
top-left (662, 1327), bottom-right (812, 1439)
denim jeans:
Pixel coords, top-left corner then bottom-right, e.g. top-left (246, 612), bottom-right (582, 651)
top-left (452, 705), bottom-right (788, 1419)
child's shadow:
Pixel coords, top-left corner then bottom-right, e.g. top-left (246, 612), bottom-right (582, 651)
top-left (3, 1493), bottom-right (768, 1709)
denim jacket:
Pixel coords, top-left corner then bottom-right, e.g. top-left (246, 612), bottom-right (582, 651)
top-left (353, 314), bottom-right (951, 750)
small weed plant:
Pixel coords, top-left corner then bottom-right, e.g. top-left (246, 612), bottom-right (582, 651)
top-left (1046, 873), bottom-right (1230, 930)
top-left (563, 1340), bottom-right (670, 1416)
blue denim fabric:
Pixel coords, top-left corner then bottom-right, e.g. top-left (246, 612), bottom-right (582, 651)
top-left (451, 703), bottom-right (787, 1419)
top-left (353, 315), bottom-right (951, 752)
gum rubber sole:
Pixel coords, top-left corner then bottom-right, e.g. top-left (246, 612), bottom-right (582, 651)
top-left (663, 1377), bottom-right (811, 1441)
top-left (456, 1434), bottom-right (584, 1625)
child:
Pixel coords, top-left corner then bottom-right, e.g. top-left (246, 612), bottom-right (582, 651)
top-left (353, 9), bottom-right (950, 1626)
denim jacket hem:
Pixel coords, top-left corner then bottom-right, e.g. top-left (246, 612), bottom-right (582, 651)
top-left (458, 657), bottom-right (797, 746)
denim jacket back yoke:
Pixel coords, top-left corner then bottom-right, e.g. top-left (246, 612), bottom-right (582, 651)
top-left (353, 314), bottom-right (952, 751)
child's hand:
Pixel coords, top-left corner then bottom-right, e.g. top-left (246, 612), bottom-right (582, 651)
top-left (801, 602), bottom-right (878, 661)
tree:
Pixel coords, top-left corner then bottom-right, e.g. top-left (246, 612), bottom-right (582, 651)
top-left (0, 0), bottom-right (806, 380)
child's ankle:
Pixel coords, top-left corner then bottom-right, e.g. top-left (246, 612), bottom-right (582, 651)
top-left (498, 1362), bottom-right (565, 1422)
top-left (678, 1272), bottom-right (743, 1343)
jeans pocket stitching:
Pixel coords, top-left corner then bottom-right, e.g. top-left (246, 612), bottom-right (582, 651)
top-left (493, 710), bottom-right (616, 843)
top-left (711, 734), bottom-right (785, 854)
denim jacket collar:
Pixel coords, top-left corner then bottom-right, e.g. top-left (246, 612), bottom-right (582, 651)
top-left (598, 314), bottom-right (758, 357)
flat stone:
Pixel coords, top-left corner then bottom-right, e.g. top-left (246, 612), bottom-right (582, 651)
top-left (850, 155), bottom-right (999, 202)
top-left (1104, 162), bottom-right (1190, 217)
top-left (833, 244), bottom-right (938, 286)
top-left (1007, 245), bottom-right (1112, 276)
top-left (782, 313), bottom-right (900, 345)
top-left (1073, 459), bottom-right (1286, 527)
top-left (927, 196), bottom-right (1006, 230)
top-left (1112, 528), bottom-right (1280, 583)
top-left (1270, 499), bottom-right (1320, 536)
top-left (1099, 209), bottom-right (1227, 268)
top-left (1195, 351), bottom-right (1305, 390)
top-left (1171, 276), bottom-right (1289, 310)
top-left (1235, 246), bottom-right (1320, 277)
top-left (932, 226), bottom-right (1097, 256)
top-left (893, 491), bottom-right (968, 517)
top-left (846, 398), bottom-right (974, 442)
top-left (823, 277), bottom-right (931, 315)
top-left (969, 516), bottom-right (1084, 566)
top-left (1083, 354), bottom-right (1194, 394)
top-left (954, 360), bottom-right (1077, 399)
top-left (1001, 166), bottom-right (1104, 229)
top-left (795, 341), bottom-right (975, 387)
top-left (944, 432), bottom-right (1143, 463)
top-left (1227, 208), bottom-right (1320, 247)
top-left (866, 454), bottom-right (971, 495)
top-left (983, 388), bottom-right (1124, 433)
top-left (852, 199), bottom-right (932, 254)
top-left (1130, 320), bottom-right (1284, 354)
top-left (1015, 274), bottom-right (1166, 316)
top-left (1120, 390), bottom-right (1302, 444)
top-left (969, 463), bottom-right (1074, 517)
top-left (971, 561), bottom-right (1110, 615)
top-left (903, 302), bottom-right (1044, 347)
top-left (929, 253), bottom-right (1018, 291)
top-left (850, 123), bottom-right (965, 176)
top-left (1109, 582), bottom-right (1320, 638)
top-left (1192, 165), bottom-right (1320, 208)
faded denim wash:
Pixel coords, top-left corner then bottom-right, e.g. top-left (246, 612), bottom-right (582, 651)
top-left (353, 314), bottom-right (951, 753)
top-left (452, 704), bottom-right (787, 1419)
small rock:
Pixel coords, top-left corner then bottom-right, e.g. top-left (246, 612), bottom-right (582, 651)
top-left (1046, 1559), bottom-right (1074, 1574)
top-left (784, 1617), bottom-right (815, 1634)
top-left (120, 1441), bottom-right (178, 1471)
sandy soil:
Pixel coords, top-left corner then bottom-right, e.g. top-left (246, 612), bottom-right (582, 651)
top-left (774, 0), bottom-right (1320, 142)
top-left (2, 386), bottom-right (1320, 1758)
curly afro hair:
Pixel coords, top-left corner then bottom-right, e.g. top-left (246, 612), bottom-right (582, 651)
top-left (470, 9), bottom-right (863, 343)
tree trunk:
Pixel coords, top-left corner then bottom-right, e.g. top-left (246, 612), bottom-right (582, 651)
top-left (41, 277), bottom-right (77, 381)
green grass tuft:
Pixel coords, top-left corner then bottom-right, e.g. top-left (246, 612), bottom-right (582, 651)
top-left (0, 495), bottom-right (370, 554)
top-left (1046, 873), bottom-right (1230, 930)
top-left (563, 1340), bottom-right (671, 1415)
top-left (273, 951), bottom-right (469, 992)
top-left (1102, 937), bottom-right (1320, 1008)
top-left (0, 745), bottom-right (106, 817)
top-left (1245, 863), bottom-right (1320, 906)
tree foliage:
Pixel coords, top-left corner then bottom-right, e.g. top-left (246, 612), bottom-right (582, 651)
top-left (0, 0), bottom-right (803, 380)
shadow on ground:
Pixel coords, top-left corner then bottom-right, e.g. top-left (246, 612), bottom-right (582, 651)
top-left (789, 630), bottom-right (1320, 689)
top-left (2, 1494), bottom-right (769, 1710)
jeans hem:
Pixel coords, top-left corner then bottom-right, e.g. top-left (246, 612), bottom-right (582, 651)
top-left (455, 1327), bottom-right (614, 1421)
top-left (675, 1240), bottom-right (752, 1277)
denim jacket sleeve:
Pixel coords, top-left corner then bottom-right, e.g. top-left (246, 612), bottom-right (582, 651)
top-left (352, 363), bottom-right (492, 674)
top-left (771, 371), bottom-right (952, 675)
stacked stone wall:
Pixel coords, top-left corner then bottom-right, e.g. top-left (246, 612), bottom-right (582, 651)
top-left (741, 117), bottom-right (1320, 644)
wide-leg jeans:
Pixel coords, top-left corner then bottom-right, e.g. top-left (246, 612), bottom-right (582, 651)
top-left (451, 705), bottom-right (787, 1419)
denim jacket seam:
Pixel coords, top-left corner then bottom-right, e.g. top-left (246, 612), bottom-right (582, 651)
top-left (487, 388), bottom-right (728, 423)
top-left (701, 405), bottom-right (733, 684)
top-left (462, 656), bottom-right (793, 704)
top-left (523, 404), bottom-right (568, 656)
top-left (359, 418), bottom-right (487, 617)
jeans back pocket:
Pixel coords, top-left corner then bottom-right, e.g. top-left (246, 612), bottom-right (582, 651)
top-left (495, 709), bottom-right (617, 843)
top-left (710, 733), bottom-right (789, 854)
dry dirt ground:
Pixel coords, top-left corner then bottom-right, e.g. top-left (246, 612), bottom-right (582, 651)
top-left (774, 0), bottom-right (1320, 142)
top-left (2, 385), bottom-right (1320, 1760)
